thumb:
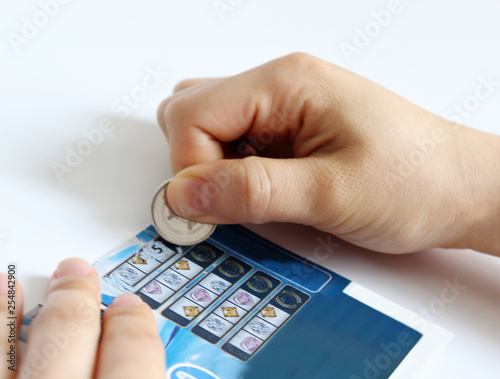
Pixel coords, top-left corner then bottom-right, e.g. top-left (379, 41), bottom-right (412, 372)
top-left (166, 156), bottom-right (327, 226)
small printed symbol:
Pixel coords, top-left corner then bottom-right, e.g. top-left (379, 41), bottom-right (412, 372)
top-left (234, 292), bottom-right (254, 306)
top-left (241, 336), bottom-right (261, 352)
top-left (249, 320), bottom-right (272, 336)
top-left (117, 266), bottom-right (140, 281)
top-left (261, 307), bottom-right (276, 318)
top-left (183, 306), bottom-right (200, 317)
top-left (131, 252), bottom-right (147, 265)
top-left (143, 281), bottom-right (162, 295)
top-left (190, 288), bottom-right (211, 303)
top-left (206, 317), bottom-right (227, 333)
top-left (210, 280), bottom-right (229, 294)
top-left (222, 307), bottom-right (239, 318)
top-left (175, 260), bottom-right (190, 270)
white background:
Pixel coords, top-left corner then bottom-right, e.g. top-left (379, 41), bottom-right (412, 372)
top-left (1, 1), bottom-right (500, 378)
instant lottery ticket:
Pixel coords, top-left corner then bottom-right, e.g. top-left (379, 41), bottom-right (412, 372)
top-left (21, 225), bottom-right (452, 379)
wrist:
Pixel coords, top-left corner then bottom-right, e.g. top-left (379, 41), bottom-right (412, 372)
top-left (453, 126), bottom-right (500, 255)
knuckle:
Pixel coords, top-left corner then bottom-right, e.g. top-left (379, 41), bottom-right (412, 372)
top-left (157, 96), bottom-right (173, 130)
top-left (264, 53), bottom-right (325, 102)
top-left (104, 308), bottom-right (159, 344)
top-left (33, 300), bottom-right (97, 331)
top-left (158, 95), bottom-right (188, 138)
top-left (235, 157), bottom-right (273, 223)
top-left (283, 52), bottom-right (318, 67)
top-left (32, 277), bottom-right (100, 328)
top-left (48, 276), bottom-right (99, 300)
top-left (274, 52), bottom-right (320, 75)
top-left (105, 326), bottom-right (159, 346)
top-left (173, 79), bottom-right (193, 92)
top-left (162, 97), bottom-right (187, 139)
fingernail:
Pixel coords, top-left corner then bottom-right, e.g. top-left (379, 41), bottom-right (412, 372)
top-left (0, 274), bottom-right (8, 295)
top-left (109, 294), bottom-right (144, 308)
top-left (55, 258), bottom-right (92, 278)
top-left (167, 176), bottom-right (211, 217)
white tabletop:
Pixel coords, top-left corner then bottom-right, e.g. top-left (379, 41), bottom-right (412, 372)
top-left (1, 1), bottom-right (499, 378)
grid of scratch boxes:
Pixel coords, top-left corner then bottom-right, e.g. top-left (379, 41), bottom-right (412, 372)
top-left (102, 235), bottom-right (309, 361)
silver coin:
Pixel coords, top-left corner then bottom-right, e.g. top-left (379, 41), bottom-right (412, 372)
top-left (151, 179), bottom-right (216, 246)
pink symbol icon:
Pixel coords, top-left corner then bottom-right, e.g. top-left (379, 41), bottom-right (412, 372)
top-left (241, 336), bottom-right (260, 352)
top-left (143, 281), bottom-right (162, 295)
top-left (234, 292), bottom-right (254, 306)
top-left (190, 288), bottom-right (211, 303)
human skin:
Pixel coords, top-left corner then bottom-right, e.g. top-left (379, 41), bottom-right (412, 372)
top-left (0, 259), bottom-right (165, 379)
top-left (157, 53), bottom-right (500, 256)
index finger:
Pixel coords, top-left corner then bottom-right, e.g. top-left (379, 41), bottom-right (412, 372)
top-left (20, 258), bottom-right (101, 379)
top-left (157, 54), bottom-right (320, 173)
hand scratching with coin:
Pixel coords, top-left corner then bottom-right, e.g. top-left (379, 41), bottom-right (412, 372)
top-left (4, 53), bottom-right (499, 379)
top-left (158, 53), bottom-right (500, 257)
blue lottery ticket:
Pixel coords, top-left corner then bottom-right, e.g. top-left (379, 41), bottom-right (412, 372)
top-left (20, 224), bottom-right (451, 379)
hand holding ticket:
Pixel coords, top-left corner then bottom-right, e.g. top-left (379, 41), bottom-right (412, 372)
top-left (157, 53), bottom-right (500, 255)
